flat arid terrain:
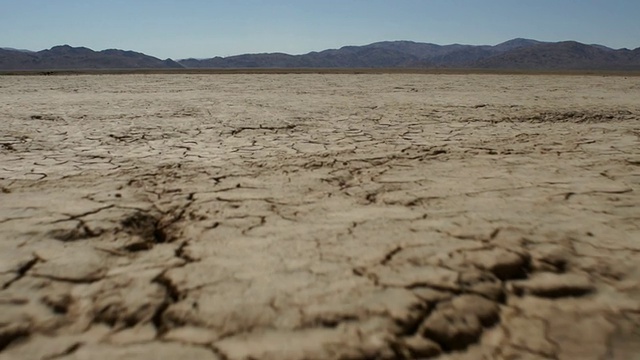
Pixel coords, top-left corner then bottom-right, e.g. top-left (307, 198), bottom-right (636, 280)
top-left (1, 74), bottom-right (639, 359)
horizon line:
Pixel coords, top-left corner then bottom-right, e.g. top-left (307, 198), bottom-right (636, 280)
top-left (4, 37), bottom-right (639, 61)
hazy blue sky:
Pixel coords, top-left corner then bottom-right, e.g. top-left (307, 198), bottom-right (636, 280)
top-left (2, 0), bottom-right (639, 59)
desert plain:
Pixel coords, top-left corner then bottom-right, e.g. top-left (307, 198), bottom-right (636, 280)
top-left (0, 73), bottom-right (639, 359)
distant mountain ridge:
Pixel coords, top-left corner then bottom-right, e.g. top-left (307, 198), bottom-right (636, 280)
top-left (179, 39), bottom-right (640, 70)
top-left (2, 39), bottom-right (640, 71)
top-left (0, 45), bottom-right (182, 70)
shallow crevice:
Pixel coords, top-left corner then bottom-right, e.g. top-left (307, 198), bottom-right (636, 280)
top-left (390, 338), bottom-right (442, 360)
top-left (151, 297), bottom-right (172, 336)
top-left (2, 257), bottom-right (39, 289)
top-left (380, 246), bottom-right (403, 266)
top-left (352, 267), bottom-right (367, 277)
top-left (41, 294), bottom-right (73, 315)
top-left (504, 110), bottom-right (634, 124)
top-left (241, 215), bottom-right (266, 235)
top-left (0, 326), bottom-right (30, 352)
top-left (395, 307), bottom-right (433, 337)
top-left (175, 241), bottom-right (197, 262)
top-left (230, 123), bottom-right (296, 136)
top-left (92, 303), bottom-right (153, 329)
top-left (364, 192), bottom-right (378, 204)
top-left (315, 315), bottom-right (361, 329)
top-left (49, 221), bottom-right (103, 242)
top-left (32, 273), bottom-right (105, 284)
top-left (208, 345), bottom-right (230, 360)
top-left (123, 242), bottom-right (153, 253)
top-left (151, 272), bottom-right (182, 336)
top-left (45, 342), bottom-right (83, 360)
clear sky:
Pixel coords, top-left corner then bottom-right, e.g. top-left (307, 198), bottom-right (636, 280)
top-left (1, 0), bottom-right (639, 59)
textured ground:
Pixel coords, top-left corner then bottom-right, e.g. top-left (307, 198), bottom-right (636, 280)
top-left (1, 74), bottom-right (639, 359)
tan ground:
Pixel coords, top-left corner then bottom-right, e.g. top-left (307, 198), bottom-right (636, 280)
top-left (0, 74), bottom-right (639, 359)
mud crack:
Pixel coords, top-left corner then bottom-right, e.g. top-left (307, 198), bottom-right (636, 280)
top-left (2, 256), bottom-right (39, 289)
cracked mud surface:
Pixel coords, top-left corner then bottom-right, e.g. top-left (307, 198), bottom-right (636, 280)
top-left (1, 74), bottom-right (640, 359)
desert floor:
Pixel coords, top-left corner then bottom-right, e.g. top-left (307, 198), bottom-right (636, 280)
top-left (1, 74), bottom-right (639, 359)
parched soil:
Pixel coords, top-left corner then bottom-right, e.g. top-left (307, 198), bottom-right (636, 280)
top-left (0, 74), bottom-right (639, 359)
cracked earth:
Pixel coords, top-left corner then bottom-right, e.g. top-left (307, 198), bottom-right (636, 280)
top-left (1, 74), bottom-right (639, 359)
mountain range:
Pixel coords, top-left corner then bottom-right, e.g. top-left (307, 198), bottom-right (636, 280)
top-left (2, 39), bottom-right (640, 71)
top-left (0, 45), bottom-right (182, 70)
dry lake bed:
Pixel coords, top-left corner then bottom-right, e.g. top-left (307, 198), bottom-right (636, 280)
top-left (1, 74), bottom-right (639, 359)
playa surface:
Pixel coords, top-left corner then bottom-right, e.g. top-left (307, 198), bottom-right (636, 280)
top-left (1, 74), bottom-right (639, 359)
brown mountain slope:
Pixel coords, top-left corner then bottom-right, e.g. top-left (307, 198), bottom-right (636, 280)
top-left (2, 40), bottom-right (640, 70)
top-left (0, 45), bottom-right (183, 70)
top-left (476, 41), bottom-right (640, 70)
top-left (178, 39), bottom-right (640, 70)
